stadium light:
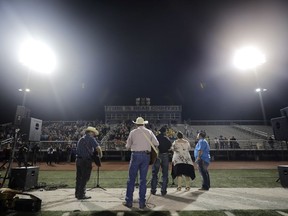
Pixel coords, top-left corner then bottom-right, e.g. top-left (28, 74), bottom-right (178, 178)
top-left (255, 88), bottom-right (267, 125)
top-left (18, 88), bottom-right (31, 92)
top-left (233, 46), bottom-right (266, 71)
top-left (233, 45), bottom-right (267, 124)
top-left (18, 39), bottom-right (57, 74)
top-left (255, 88), bottom-right (267, 93)
top-left (18, 88), bottom-right (31, 106)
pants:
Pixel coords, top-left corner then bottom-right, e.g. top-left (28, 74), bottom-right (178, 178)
top-left (151, 153), bottom-right (169, 194)
top-left (197, 160), bottom-right (210, 190)
top-left (125, 152), bottom-right (150, 207)
top-left (75, 158), bottom-right (92, 198)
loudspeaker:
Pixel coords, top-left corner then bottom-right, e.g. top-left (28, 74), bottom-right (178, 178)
top-left (9, 166), bottom-right (39, 191)
top-left (14, 106), bottom-right (31, 126)
top-left (271, 116), bottom-right (288, 141)
top-left (20, 117), bottom-right (42, 142)
top-left (280, 107), bottom-right (288, 117)
top-left (278, 165), bottom-right (288, 188)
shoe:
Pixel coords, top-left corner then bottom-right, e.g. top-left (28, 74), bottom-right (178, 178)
top-left (139, 204), bottom-right (146, 209)
top-left (161, 191), bottom-right (167, 196)
top-left (198, 188), bottom-right (209, 191)
top-left (151, 190), bottom-right (156, 195)
top-left (176, 187), bottom-right (181, 191)
top-left (185, 187), bottom-right (190, 192)
top-left (122, 202), bottom-right (132, 208)
top-left (77, 195), bottom-right (91, 200)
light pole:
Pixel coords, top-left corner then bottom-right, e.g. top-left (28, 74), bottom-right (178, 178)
top-left (255, 88), bottom-right (267, 125)
top-left (18, 88), bottom-right (31, 106)
top-left (233, 45), bottom-right (267, 124)
top-left (17, 38), bottom-right (57, 109)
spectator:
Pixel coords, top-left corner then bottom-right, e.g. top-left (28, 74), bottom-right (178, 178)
top-left (268, 136), bottom-right (274, 150)
top-left (17, 143), bottom-right (29, 167)
top-left (66, 144), bottom-right (72, 162)
top-left (55, 144), bottom-right (62, 164)
top-left (219, 135), bottom-right (224, 149)
top-left (224, 137), bottom-right (229, 149)
top-left (230, 136), bottom-right (237, 149)
top-left (31, 143), bottom-right (40, 165)
top-left (214, 137), bottom-right (219, 149)
top-left (47, 145), bottom-right (54, 165)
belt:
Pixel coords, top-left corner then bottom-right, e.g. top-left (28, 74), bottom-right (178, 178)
top-left (132, 151), bottom-right (150, 154)
top-left (159, 152), bottom-right (169, 154)
top-left (76, 156), bottom-right (91, 160)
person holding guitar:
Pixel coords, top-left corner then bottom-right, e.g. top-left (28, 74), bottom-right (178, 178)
top-left (123, 117), bottom-right (159, 209)
top-left (75, 126), bottom-right (102, 200)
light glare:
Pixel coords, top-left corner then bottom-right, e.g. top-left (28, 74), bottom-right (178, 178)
top-left (18, 39), bottom-right (57, 74)
top-left (233, 46), bottom-right (266, 70)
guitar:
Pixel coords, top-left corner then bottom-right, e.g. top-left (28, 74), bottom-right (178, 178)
top-left (92, 150), bottom-right (101, 167)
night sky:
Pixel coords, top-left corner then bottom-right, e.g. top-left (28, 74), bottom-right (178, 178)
top-left (1, 0), bottom-right (288, 124)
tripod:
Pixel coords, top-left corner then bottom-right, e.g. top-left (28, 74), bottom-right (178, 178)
top-left (88, 165), bottom-right (106, 191)
top-left (0, 129), bottom-right (19, 188)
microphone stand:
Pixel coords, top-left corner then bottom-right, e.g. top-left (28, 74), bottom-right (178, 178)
top-left (88, 155), bottom-right (106, 191)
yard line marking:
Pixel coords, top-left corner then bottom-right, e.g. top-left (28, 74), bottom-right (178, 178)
top-left (277, 211), bottom-right (288, 216)
top-left (117, 212), bottom-right (125, 216)
top-left (170, 211), bottom-right (179, 216)
top-left (224, 211), bottom-right (236, 216)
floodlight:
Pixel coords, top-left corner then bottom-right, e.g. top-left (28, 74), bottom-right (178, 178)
top-left (18, 88), bottom-right (30, 92)
top-left (255, 88), bottom-right (267, 93)
top-left (18, 39), bottom-right (57, 74)
top-left (233, 46), bottom-right (266, 70)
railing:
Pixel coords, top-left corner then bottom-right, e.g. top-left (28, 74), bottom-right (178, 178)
top-left (0, 138), bottom-right (13, 149)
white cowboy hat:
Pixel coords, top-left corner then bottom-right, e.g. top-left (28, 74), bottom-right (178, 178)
top-left (133, 117), bottom-right (148, 125)
top-left (85, 126), bottom-right (99, 135)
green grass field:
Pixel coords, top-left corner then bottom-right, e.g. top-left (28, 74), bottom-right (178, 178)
top-left (36, 169), bottom-right (280, 189)
top-left (2, 169), bottom-right (286, 216)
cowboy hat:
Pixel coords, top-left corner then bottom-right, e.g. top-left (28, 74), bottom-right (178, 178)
top-left (85, 126), bottom-right (99, 135)
top-left (133, 117), bottom-right (148, 125)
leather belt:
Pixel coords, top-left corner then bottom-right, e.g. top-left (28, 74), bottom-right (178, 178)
top-left (132, 151), bottom-right (150, 154)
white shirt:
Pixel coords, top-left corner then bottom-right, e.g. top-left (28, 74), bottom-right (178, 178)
top-left (126, 126), bottom-right (159, 151)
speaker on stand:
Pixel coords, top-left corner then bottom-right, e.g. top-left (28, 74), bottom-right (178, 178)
top-left (20, 117), bottom-right (42, 142)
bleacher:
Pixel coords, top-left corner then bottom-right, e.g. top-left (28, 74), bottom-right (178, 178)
top-left (1, 121), bottom-right (288, 162)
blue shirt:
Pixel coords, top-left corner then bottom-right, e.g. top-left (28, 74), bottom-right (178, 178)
top-left (76, 134), bottom-right (99, 159)
top-left (194, 138), bottom-right (211, 163)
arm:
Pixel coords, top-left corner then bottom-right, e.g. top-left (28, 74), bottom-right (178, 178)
top-left (150, 131), bottom-right (159, 147)
top-left (126, 132), bottom-right (132, 149)
top-left (96, 146), bottom-right (103, 158)
top-left (196, 150), bottom-right (203, 162)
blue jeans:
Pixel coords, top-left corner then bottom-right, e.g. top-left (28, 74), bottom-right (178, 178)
top-left (151, 153), bottom-right (169, 194)
top-left (197, 160), bottom-right (210, 190)
top-left (125, 152), bottom-right (150, 206)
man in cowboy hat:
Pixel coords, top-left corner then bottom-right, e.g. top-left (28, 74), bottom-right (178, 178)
top-left (75, 126), bottom-right (102, 200)
top-left (123, 117), bottom-right (159, 209)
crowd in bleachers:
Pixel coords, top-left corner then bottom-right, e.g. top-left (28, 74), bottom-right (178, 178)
top-left (0, 120), bottom-right (284, 165)
top-left (40, 120), bottom-right (110, 142)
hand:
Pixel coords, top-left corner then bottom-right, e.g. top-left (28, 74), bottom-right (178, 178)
top-left (97, 147), bottom-right (103, 158)
top-left (98, 150), bottom-right (103, 159)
